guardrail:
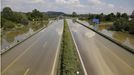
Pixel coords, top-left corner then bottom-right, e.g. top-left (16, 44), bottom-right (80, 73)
top-left (1, 21), bottom-right (54, 54)
top-left (76, 21), bottom-right (134, 54)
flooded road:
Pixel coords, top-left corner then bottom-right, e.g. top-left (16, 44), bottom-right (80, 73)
top-left (100, 29), bottom-right (134, 49)
top-left (2, 20), bottom-right (63, 75)
top-left (68, 19), bottom-right (134, 75)
top-left (78, 20), bottom-right (134, 49)
top-left (1, 21), bottom-right (48, 49)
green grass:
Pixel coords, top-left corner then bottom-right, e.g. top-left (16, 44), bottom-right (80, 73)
top-left (59, 19), bottom-right (84, 75)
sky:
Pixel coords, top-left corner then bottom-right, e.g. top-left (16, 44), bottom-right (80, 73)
top-left (1, 0), bottom-right (134, 15)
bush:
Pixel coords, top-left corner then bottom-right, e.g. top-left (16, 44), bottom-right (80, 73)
top-left (21, 18), bottom-right (29, 25)
top-left (113, 18), bottom-right (128, 31)
top-left (109, 18), bottom-right (134, 35)
top-left (128, 19), bottom-right (134, 34)
top-left (12, 12), bottom-right (29, 25)
top-left (1, 7), bottom-right (14, 21)
top-left (2, 7), bottom-right (29, 25)
top-left (1, 18), bottom-right (15, 30)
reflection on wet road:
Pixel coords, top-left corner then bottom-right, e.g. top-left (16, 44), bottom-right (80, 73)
top-left (67, 19), bottom-right (134, 75)
top-left (2, 19), bottom-right (134, 75)
top-left (2, 20), bottom-right (63, 75)
top-left (78, 20), bottom-right (134, 49)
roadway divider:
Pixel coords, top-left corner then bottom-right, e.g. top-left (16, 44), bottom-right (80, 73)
top-left (1, 20), bottom-right (54, 54)
top-left (76, 21), bottom-right (134, 54)
top-left (58, 19), bottom-right (85, 75)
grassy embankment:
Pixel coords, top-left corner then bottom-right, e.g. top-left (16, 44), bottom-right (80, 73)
top-left (58, 19), bottom-right (84, 75)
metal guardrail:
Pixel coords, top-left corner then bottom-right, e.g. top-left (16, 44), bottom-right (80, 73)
top-left (76, 21), bottom-right (134, 54)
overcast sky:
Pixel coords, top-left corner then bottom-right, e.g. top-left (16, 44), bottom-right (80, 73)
top-left (1, 0), bottom-right (134, 14)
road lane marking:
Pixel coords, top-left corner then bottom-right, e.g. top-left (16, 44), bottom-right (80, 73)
top-left (24, 68), bottom-right (30, 75)
top-left (51, 21), bottom-right (63, 75)
top-left (68, 20), bottom-right (88, 75)
top-left (71, 31), bottom-right (88, 75)
top-left (2, 21), bottom-right (61, 74)
top-left (2, 38), bottom-right (40, 74)
top-left (97, 41), bottom-right (134, 72)
top-left (76, 19), bottom-right (134, 72)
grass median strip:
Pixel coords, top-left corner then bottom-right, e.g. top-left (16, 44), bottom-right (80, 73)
top-left (59, 19), bottom-right (84, 75)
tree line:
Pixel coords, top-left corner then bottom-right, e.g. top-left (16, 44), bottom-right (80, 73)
top-left (88, 12), bottom-right (131, 22)
top-left (1, 7), bottom-right (48, 30)
top-left (76, 11), bottom-right (134, 34)
top-left (106, 11), bottom-right (134, 34)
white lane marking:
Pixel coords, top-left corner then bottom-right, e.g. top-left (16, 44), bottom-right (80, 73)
top-left (43, 42), bottom-right (47, 48)
top-left (24, 68), bottom-right (30, 75)
top-left (68, 20), bottom-right (88, 75)
top-left (2, 37), bottom-right (41, 74)
top-left (51, 21), bottom-right (64, 75)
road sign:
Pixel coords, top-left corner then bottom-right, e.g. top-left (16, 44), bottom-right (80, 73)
top-left (92, 18), bottom-right (100, 24)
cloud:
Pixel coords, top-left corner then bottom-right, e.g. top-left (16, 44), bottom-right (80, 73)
top-left (1, 0), bottom-right (47, 11)
top-left (56, 0), bottom-right (80, 4)
top-left (88, 0), bottom-right (102, 5)
top-left (87, 0), bottom-right (132, 15)
top-left (1, 0), bottom-right (133, 14)
top-left (10, 0), bottom-right (45, 3)
top-left (108, 4), bottom-right (114, 8)
top-left (53, 0), bottom-right (85, 13)
top-left (87, 0), bottom-right (114, 9)
top-left (81, 0), bottom-right (117, 14)
top-left (55, 0), bottom-right (84, 7)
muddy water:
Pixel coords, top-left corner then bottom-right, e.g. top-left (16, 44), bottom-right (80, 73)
top-left (100, 27), bottom-right (134, 49)
top-left (78, 20), bottom-right (134, 49)
top-left (2, 28), bottom-right (34, 49)
top-left (1, 21), bottom-right (48, 50)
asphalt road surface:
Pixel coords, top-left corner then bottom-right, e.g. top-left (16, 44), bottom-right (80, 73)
top-left (67, 19), bottom-right (134, 75)
top-left (1, 20), bottom-right (63, 75)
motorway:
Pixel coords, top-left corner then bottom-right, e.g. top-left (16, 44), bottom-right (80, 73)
top-left (67, 19), bottom-right (134, 75)
top-left (1, 19), bottom-right (134, 75)
top-left (1, 20), bottom-right (63, 75)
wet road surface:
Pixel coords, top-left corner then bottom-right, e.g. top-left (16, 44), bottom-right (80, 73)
top-left (1, 20), bottom-right (63, 75)
top-left (67, 19), bottom-right (134, 75)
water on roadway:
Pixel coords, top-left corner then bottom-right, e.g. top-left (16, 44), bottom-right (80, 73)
top-left (67, 19), bottom-right (134, 75)
top-left (1, 20), bottom-right (63, 75)
top-left (1, 21), bottom-right (49, 50)
top-left (78, 20), bottom-right (134, 50)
